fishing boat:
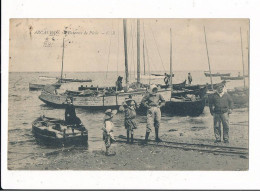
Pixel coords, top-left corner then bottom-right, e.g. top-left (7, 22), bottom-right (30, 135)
top-left (227, 87), bottom-right (249, 107)
top-left (171, 86), bottom-right (207, 98)
top-left (162, 97), bottom-right (206, 116)
top-left (159, 80), bottom-right (186, 89)
top-left (220, 76), bottom-right (244, 80)
top-left (29, 82), bottom-right (61, 91)
top-left (39, 19), bottom-right (172, 109)
top-left (78, 85), bottom-right (116, 91)
top-left (39, 84), bottom-right (170, 109)
top-left (204, 72), bottom-right (230, 77)
top-left (161, 29), bottom-right (206, 116)
top-left (32, 116), bottom-right (88, 146)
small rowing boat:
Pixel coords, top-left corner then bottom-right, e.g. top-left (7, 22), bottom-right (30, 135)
top-left (32, 116), bottom-right (88, 146)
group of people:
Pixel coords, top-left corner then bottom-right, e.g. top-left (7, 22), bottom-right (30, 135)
top-left (164, 72), bottom-right (193, 86)
top-left (64, 76), bottom-right (233, 156)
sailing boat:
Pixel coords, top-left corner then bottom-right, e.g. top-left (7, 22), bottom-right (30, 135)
top-left (162, 29), bottom-right (206, 116)
top-left (38, 19), bottom-right (171, 109)
top-left (225, 27), bottom-right (249, 107)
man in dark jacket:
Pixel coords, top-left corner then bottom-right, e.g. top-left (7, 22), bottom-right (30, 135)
top-left (209, 85), bottom-right (233, 143)
top-left (64, 97), bottom-right (82, 126)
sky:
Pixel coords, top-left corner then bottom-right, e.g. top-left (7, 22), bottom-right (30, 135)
top-left (9, 18), bottom-right (249, 73)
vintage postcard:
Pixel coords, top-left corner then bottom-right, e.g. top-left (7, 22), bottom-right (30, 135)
top-left (8, 18), bottom-right (249, 171)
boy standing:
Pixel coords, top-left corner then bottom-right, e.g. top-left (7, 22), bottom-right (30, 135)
top-left (102, 109), bottom-right (117, 156)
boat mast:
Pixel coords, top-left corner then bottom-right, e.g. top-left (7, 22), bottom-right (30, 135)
top-left (203, 26), bottom-right (213, 90)
top-left (60, 38), bottom-right (65, 82)
top-left (240, 27), bottom-right (246, 89)
top-left (137, 19), bottom-right (141, 86)
top-left (143, 40), bottom-right (146, 75)
top-left (170, 28), bottom-right (173, 93)
top-left (123, 19), bottom-right (129, 89)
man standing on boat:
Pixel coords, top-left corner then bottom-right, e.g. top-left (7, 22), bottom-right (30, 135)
top-left (209, 84), bottom-right (233, 143)
top-left (64, 97), bottom-right (82, 126)
top-left (188, 72), bottom-right (193, 85)
top-left (164, 73), bottom-right (170, 86)
top-left (116, 76), bottom-right (123, 91)
top-left (141, 85), bottom-right (165, 143)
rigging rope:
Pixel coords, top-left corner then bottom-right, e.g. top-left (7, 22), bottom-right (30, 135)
top-left (143, 22), bottom-right (151, 85)
top-left (116, 20), bottom-right (120, 76)
top-left (149, 22), bottom-right (166, 73)
top-left (106, 21), bottom-right (113, 78)
top-left (131, 20), bottom-right (136, 80)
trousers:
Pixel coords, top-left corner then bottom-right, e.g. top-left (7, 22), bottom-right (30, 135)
top-left (146, 107), bottom-right (161, 132)
top-left (213, 112), bottom-right (230, 141)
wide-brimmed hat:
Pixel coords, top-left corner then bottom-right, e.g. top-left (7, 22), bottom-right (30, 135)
top-left (104, 109), bottom-right (117, 120)
top-left (125, 98), bottom-right (135, 106)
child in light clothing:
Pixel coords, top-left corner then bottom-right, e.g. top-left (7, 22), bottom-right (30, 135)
top-left (102, 109), bottom-right (117, 156)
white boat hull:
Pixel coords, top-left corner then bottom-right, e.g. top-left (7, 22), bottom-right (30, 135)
top-left (39, 89), bottom-right (172, 109)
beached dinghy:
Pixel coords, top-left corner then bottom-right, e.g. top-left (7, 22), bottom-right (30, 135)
top-left (32, 116), bottom-right (88, 146)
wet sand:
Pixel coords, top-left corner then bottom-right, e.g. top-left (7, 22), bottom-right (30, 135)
top-left (9, 107), bottom-right (248, 171)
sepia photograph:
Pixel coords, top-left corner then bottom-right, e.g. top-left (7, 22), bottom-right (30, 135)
top-left (8, 18), bottom-right (249, 171)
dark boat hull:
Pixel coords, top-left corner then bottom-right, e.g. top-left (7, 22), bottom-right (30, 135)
top-left (32, 117), bottom-right (88, 146)
top-left (162, 98), bottom-right (206, 116)
top-left (160, 80), bottom-right (186, 89)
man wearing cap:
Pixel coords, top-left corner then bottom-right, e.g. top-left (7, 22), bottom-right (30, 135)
top-left (209, 84), bottom-right (233, 143)
top-left (141, 85), bottom-right (165, 143)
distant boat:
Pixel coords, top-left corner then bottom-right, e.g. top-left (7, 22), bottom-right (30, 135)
top-left (32, 116), bottom-right (88, 146)
top-left (204, 72), bottom-right (231, 77)
top-left (220, 76), bottom-right (244, 80)
top-left (29, 82), bottom-right (61, 91)
top-left (151, 73), bottom-right (174, 77)
top-left (59, 78), bottom-right (92, 83)
top-left (39, 76), bottom-right (57, 80)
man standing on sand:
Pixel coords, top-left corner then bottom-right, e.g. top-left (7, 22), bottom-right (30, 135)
top-left (141, 85), bottom-right (165, 143)
top-left (209, 84), bottom-right (233, 143)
